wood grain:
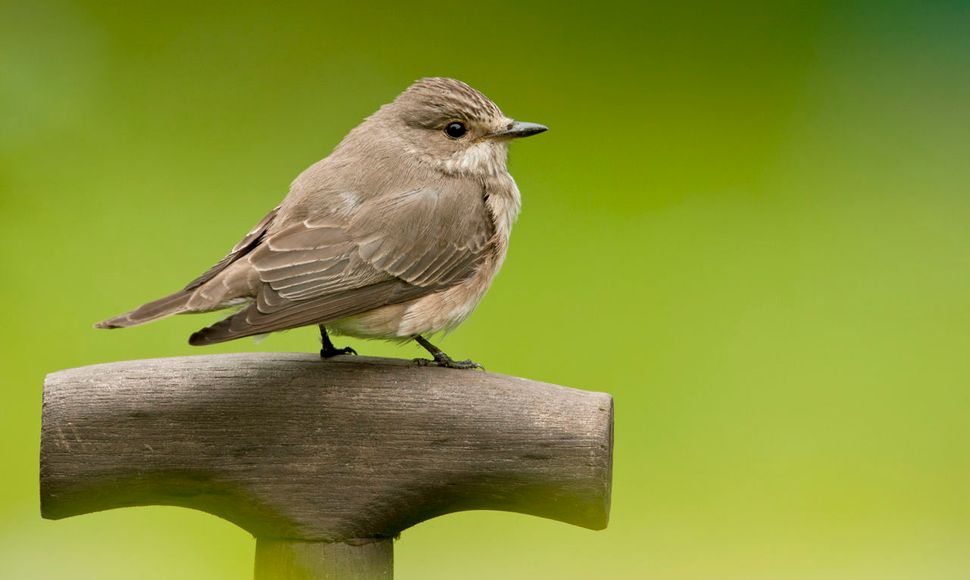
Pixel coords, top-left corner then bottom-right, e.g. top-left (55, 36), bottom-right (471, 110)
top-left (254, 539), bottom-right (392, 580)
top-left (40, 353), bottom-right (613, 543)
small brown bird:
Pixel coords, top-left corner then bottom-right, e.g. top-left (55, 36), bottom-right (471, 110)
top-left (97, 77), bottom-right (546, 369)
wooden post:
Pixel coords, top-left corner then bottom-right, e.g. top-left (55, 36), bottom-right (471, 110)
top-left (254, 539), bottom-right (393, 580)
top-left (40, 353), bottom-right (613, 579)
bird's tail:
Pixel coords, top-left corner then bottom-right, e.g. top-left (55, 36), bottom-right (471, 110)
top-left (95, 290), bottom-right (194, 329)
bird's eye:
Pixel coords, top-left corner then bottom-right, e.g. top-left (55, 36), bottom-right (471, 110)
top-left (444, 122), bottom-right (467, 139)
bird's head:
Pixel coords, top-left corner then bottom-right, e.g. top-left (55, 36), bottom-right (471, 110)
top-left (349, 77), bottom-right (547, 177)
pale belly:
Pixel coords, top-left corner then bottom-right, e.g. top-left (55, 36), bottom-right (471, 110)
top-left (328, 251), bottom-right (500, 340)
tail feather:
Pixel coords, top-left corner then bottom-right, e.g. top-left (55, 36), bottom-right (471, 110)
top-left (95, 290), bottom-right (194, 329)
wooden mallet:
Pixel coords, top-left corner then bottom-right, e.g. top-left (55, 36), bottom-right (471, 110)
top-left (40, 353), bottom-right (613, 579)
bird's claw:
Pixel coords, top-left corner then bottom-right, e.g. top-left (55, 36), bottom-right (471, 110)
top-left (320, 345), bottom-right (357, 359)
top-left (412, 356), bottom-right (484, 371)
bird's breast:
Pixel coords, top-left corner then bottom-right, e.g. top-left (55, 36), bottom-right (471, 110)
top-left (330, 172), bottom-right (521, 339)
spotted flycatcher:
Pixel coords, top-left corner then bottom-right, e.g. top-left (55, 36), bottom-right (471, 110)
top-left (97, 77), bottom-right (546, 369)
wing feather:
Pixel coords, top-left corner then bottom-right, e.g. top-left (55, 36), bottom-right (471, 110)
top-left (189, 179), bottom-right (493, 344)
top-left (183, 206), bottom-right (280, 291)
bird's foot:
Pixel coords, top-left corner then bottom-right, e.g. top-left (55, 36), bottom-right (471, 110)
top-left (413, 354), bottom-right (484, 370)
top-left (319, 325), bottom-right (357, 358)
top-left (320, 345), bottom-right (357, 359)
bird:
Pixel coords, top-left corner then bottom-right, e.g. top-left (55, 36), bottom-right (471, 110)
top-left (96, 77), bottom-right (547, 369)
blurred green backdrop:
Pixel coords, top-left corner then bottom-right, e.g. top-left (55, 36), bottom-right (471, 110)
top-left (2, 1), bottom-right (969, 578)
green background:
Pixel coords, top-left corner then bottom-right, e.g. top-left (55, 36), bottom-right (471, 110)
top-left (2, 1), bottom-right (969, 578)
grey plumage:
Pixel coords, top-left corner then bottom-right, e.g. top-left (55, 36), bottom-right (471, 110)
top-left (97, 78), bottom-right (546, 362)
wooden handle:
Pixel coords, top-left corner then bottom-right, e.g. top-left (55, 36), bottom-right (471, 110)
top-left (41, 353), bottom-right (613, 543)
top-left (254, 539), bottom-right (392, 580)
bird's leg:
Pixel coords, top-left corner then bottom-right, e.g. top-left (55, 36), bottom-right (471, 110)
top-left (319, 325), bottom-right (357, 358)
top-left (412, 335), bottom-right (483, 370)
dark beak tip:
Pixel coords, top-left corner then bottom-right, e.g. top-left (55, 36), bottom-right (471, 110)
top-left (510, 121), bottom-right (548, 138)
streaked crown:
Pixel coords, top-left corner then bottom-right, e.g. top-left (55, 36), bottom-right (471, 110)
top-left (395, 77), bottom-right (504, 129)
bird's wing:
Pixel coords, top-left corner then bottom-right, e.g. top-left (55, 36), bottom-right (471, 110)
top-left (189, 180), bottom-right (493, 344)
top-left (93, 206), bottom-right (282, 329)
top-left (183, 206), bottom-right (280, 291)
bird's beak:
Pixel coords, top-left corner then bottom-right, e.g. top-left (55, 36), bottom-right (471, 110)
top-left (490, 120), bottom-right (548, 139)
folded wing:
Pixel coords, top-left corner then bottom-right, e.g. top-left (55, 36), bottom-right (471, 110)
top-left (189, 180), bottom-right (493, 344)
